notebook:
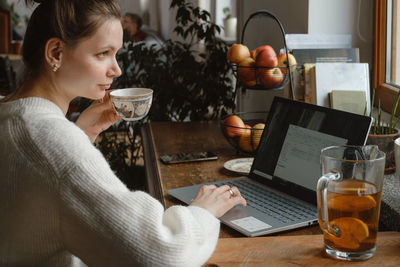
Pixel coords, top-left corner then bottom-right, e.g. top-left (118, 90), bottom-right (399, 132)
top-left (168, 96), bottom-right (373, 237)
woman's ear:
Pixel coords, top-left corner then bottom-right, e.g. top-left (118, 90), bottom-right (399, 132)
top-left (44, 38), bottom-right (64, 72)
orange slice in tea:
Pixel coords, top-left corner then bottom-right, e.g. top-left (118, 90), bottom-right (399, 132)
top-left (328, 195), bottom-right (376, 212)
top-left (327, 217), bottom-right (369, 250)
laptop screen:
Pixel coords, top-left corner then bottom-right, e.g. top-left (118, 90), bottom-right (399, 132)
top-left (249, 96), bottom-right (372, 204)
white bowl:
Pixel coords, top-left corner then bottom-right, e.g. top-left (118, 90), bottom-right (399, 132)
top-left (110, 88), bottom-right (153, 121)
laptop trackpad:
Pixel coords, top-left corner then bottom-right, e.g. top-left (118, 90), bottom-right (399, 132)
top-left (222, 206), bottom-right (273, 232)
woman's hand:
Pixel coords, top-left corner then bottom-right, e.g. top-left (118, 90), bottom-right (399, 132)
top-left (189, 184), bottom-right (246, 218)
top-left (75, 91), bottom-right (119, 142)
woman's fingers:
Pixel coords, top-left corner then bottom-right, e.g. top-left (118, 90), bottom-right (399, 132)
top-left (207, 184), bottom-right (217, 190)
top-left (228, 186), bottom-right (247, 206)
top-left (213, 184), bottom-right (231, 194)
top-left (191, 184), bottom-right (246, 218)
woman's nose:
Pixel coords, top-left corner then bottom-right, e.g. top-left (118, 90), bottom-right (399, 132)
top-left (108, 59), bottom-right (122, 78)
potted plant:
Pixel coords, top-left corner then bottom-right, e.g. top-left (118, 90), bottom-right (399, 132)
top-left (113, 0), bottom-right (235, 121)
top-left (223, 6), bottom-right (237, 38)
top-left (0, 0), bottom-right (20, 28)
top-left (366, 89), bottom-right (400, 172)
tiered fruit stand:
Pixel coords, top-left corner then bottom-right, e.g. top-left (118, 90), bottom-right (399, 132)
top-left (223, 10), bottom-right (295, 155)
top-left (232, 9), bottom-right (295, 100)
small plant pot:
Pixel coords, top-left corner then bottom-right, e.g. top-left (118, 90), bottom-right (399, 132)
top-left (367, 129), bottom-right (400, 173)
top-left (223, 17), bottom-right (237, 38)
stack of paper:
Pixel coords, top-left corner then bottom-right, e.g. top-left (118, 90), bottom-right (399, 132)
top-left (285, 34), bottom-right (352, 50)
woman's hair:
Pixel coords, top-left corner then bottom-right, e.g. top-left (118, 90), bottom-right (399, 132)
top-left (22, 0), bottom-right (121, 79)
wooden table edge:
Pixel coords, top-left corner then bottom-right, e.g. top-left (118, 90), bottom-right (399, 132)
top-left (141, 123), bottom-right (165, 207)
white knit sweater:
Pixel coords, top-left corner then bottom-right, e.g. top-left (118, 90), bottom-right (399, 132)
top-left (0, 97), bottom-right (220, 267)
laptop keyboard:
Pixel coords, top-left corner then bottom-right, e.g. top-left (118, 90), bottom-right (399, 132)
top-left (217, 179), bottom-right (317, 224)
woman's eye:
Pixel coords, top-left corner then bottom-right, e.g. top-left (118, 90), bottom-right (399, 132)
top-left (98, 51), bottom-right (108, 57)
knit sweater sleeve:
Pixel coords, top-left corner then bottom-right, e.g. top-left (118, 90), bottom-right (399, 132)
top-left (26, 117), bottom-right (220, 267)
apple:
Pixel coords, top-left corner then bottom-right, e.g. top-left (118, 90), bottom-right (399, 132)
top-left (251, 123), bottom-right (265, 149)
top-left (277, 52), bottom-right (297, 74)
top-left (258, 67), bottom-right (284, 88)
top-left (238, 125), bottom-right (253, 152)
top-left (242, 79), bottom-right (257, 87)
top-left (255, 45), bottom-right (273, 55)
top-left (237, 58), bottom-right (257, 87)
top-left (250, 49), bottom-right (257, 60)
top-left (227, 44), bottom-right (251, 64)
top-left (255, 48), bottom-right (278, 70)
top-left (255, 45), bottom-right (277, 66)
top-left (224, 115), bottom-right (245, 138)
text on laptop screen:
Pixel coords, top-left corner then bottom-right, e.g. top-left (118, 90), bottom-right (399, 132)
top-left (250, 97), bottom-right (371, 194)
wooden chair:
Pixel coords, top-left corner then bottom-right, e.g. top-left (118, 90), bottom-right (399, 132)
top-left (0, 8), bottom-right (11, 54)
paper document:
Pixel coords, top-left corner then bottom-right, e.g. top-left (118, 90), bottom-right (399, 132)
top-left (285, 34), bottom-right (352, 50)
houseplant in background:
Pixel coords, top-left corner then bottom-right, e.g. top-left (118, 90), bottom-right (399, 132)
top-left (223, 6), bottom-right (237, 39)
top-left (367, 89), bottom-right (400, 172)
top-left (113, 0), bottom-right (235, 121)
top-left (0, 0), bottom-right (20, 28)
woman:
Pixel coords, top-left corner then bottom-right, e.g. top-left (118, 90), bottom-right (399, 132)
top-left (0, 0), bottom-right (246, 266)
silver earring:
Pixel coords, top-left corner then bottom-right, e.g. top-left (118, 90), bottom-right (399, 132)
top-left (52, 64), bottom-right (59, 72)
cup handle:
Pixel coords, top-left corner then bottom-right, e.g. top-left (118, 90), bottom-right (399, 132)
top-left (317, 171), bottom-right (341, 236)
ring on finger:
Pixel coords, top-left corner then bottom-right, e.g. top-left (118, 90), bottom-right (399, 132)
top-left (228, 189), bottom-right (235, 197)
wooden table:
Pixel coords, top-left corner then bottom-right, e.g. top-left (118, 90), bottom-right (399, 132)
top-left (141, 121), bottom-right (320, 238)
top-left (141, 121), bottom-right (400, 265)
top-left (205, 232), bottom-right (400, 266)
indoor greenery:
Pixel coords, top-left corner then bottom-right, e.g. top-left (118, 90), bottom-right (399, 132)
top-left (223, 7), bottom-right (232, 20)
top-left (367, 89), bottom-right (400, 171)
top-left (0, 0), bottom-right (20, 27)
top-left (113, 0), bottom-right (235, 121)
top-left (369, 88), bottom-right (400, 135)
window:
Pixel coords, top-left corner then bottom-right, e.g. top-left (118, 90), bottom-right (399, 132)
top-left (374, 0), bottom-right (400, 113)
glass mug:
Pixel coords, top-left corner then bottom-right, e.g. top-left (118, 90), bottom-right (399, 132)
top-left (317, 145), bottom-right (385, 261)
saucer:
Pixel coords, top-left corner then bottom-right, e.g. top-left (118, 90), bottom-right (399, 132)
top-left (224, 158), bottom-right (254, 175)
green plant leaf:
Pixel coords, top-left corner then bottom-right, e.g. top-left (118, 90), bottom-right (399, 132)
top-left (389, 89), bottom-right (400, 130)
top-left (112, 0), bottom-right (234, 123)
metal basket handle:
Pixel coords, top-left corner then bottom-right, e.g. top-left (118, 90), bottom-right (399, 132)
top-left (239, 10), bottom-right (295, 99)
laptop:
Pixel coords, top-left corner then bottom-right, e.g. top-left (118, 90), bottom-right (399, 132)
top-left (168, 96), bottom-right (373, 237)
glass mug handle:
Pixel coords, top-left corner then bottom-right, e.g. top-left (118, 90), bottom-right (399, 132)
top-left (317, 171), bottom-right (341, 236)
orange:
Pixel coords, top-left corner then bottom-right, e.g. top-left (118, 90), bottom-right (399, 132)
top-left (326, 217), bottom-right (369, 250)
top-left (328, 195), bottom-right (376, 212)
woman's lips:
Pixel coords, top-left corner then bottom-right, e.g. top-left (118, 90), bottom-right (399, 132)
top-left (99, 84), bottom-right (111, 90)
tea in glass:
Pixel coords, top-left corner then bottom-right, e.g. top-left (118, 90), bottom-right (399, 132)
top-left (317, 145), bottom-right (385, 261)
top-left (321, 180), bottom-right (381, 254)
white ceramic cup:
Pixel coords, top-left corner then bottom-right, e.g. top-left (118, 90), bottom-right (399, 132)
top-left (394, 137), bottom-right (400, 179)
top-left (110, 88), bottom-right (153, 121)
